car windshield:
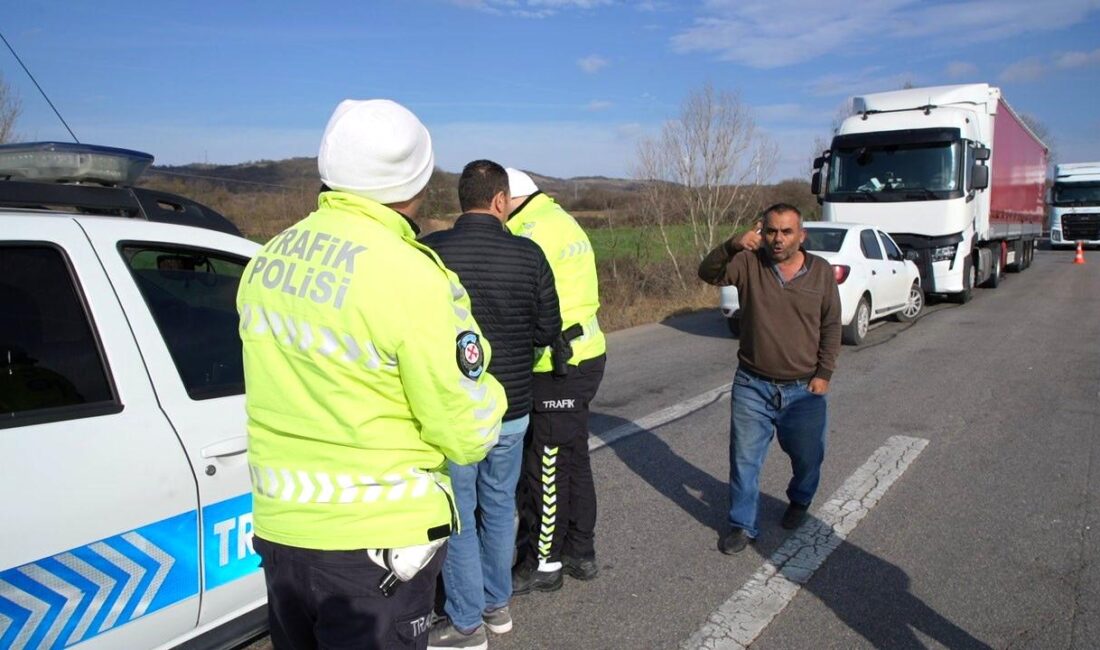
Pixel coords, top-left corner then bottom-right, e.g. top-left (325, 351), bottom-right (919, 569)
top-left (827, 141), bottom-right (962, 201)
top-left (1052, 181), bottom-right (1100, 206)
top-left (803, 228), bottom-right (847, 253)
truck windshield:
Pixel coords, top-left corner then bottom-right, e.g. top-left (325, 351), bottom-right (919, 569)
top-left (827, 141), bottom-right (963, 202)
top-left (1052, 182), bottom-right (1100, 206)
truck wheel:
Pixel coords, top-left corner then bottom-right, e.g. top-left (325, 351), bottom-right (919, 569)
top-left (952, 255), bottom-right (975, 304)
top-left (1008, 240), bottom-right (1024, 273)
top-left (894, 282), bottom-right (924, 322)
top-left (842, 296), bottom-right (870, 345)
top-left (984, 245), bottom-right (1002, 288)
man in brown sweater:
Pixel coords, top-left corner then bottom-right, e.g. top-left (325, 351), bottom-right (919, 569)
top-left (698, 203), bottom-right (841, 554)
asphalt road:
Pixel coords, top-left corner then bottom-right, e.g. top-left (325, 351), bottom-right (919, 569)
top-left (493, 247), bottom-right (1099, 650)
top-left (248, 247), bottom-right (1100, 649)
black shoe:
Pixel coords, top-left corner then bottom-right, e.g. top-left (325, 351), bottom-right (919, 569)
top-left (563, 555), bottom-right (599, 581)
top-left (781, 502), bottom-right (809, 530)
top-left (718, 528), bottom-right (754, 555)
top-left (512, 565), bottom-right (562, 595)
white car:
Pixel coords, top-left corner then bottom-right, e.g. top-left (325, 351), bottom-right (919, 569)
top-left (0, 143), bottom-right (266, 649)
top-left (718, 222), bottom-right (923, 345)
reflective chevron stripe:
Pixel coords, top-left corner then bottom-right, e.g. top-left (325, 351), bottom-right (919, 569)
top-left (250, 465), bottom-right (445, 505)
top-left (558, 240), bottom-right (592, 260)
top-left (240, 303), bottom-right (397, 371)
top-left (0, 510), bottom-right (199, 649)
top-left (537, 445), bottom-right (560, 559)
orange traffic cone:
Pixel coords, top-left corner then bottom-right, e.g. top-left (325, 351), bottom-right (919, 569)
top-left (1074, 241), bottom-right (1086, 265)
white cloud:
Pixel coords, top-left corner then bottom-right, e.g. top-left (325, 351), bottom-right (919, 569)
top-left (671, 0), bottom-right (1100, 69)
top-left (999, 58), bottom-right (1046, 83)
top-left (1056, 48), bottom-right (1100, 68)
top-left (450, 0), bottom-right (612, 17)
top-left (751, 103), bottom-right (816, 124)
top-left (996, 47), bottom-right (1100, 84)
top-left (577, 54), bottom-right (609, 73)
top-left (808, 66), bottom-right (920, 97)
top-left (946, 61), bottom-right (979, 79)
top-left (431, 120), bottom-right (654, 178)
top-left (586, 100), bottom-right (613, 111)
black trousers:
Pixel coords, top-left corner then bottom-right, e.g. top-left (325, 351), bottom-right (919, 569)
top-left (254, 536), bottom-right (444, 650)
top-left (519, 355), bottom-right (606, 567)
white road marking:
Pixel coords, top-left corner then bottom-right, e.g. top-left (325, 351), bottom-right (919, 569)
top-left (589, 384), bottom-right (731, 452)
top-left (683, 435), bottom-right (930, 650)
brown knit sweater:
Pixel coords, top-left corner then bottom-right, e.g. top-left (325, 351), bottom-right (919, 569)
top-left (699, 240), bottom-right (841, 381)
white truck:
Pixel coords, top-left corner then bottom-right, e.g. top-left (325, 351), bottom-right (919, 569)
top-left (1049, 162), bottom-right (1100, 248)
top-left (812, 83), bottom-right (1048, 303)
top-left (0, 143), bottom-right (265, 649)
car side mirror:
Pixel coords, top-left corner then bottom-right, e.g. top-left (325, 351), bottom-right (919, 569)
top-left (971, 164), bottom-right (989, 190)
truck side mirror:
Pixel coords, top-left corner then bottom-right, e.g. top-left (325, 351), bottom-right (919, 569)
top-left (811, 171), bottom-right (822, 195)
top-left (971, 164), bottom-right (989, 190)
top-left (973, 146), bottom-right (990, 161)
top-left (812, 156), bottom-right (826, 170)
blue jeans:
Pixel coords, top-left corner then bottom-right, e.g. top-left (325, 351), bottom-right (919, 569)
top-left (442, 415), bottom-right (528, 631)
top-left (728, 367), bottom-right (827, 538)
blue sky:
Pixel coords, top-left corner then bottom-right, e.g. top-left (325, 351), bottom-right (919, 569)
top-left (4, 0), bottom-right (1099, 181)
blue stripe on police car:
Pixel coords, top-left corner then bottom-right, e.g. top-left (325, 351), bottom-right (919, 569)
top-left (0, 492), bottom-right (260, 649)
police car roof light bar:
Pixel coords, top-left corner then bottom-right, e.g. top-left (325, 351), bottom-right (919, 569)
top-left (0, 141), bottom-right (154, 187)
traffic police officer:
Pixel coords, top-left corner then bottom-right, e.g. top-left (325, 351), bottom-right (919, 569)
top-left (238, 99), bottom-right (506, 649)
top-left (505, 168), bottom-right (607, 594)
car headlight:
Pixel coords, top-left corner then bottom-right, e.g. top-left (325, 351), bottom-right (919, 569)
top-left (930, 245), bottom-right (957, 263)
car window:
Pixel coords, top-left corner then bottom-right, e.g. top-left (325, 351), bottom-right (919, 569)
top-left (122, 244), bottom-right (247, 400)
top-left (0, 245), bottom-right (115, 424)
top-left (860, 229), bottom-right (884, 260)
top-left (879, 232), bottom-right (904, 261)
top-left (803, 228), bottom-right (847, 253)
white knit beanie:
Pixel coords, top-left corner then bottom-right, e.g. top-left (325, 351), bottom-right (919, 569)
top-left (505, 167), bottom-right (538, 198)
top-left (318, 99), bottom-right (435, 204)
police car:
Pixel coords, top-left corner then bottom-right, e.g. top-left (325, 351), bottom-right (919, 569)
top-left (0, 143), bottom-right (265, 649)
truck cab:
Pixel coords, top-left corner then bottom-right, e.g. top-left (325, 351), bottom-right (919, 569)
top-left (0, 143), bottom-right (265, 650)
top-left (1049, 163), bottom-right (1100, 248)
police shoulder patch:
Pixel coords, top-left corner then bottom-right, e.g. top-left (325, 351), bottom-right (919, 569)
top-left (456, 331), bottom-right (484, 379)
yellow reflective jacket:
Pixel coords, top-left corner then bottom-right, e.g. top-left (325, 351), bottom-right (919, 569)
top-left (238, 191), bottom-right (506, 550)
top-left (506, 192), bottom-right (606, 371)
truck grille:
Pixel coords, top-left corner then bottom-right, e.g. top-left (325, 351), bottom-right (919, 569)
top-left (1063, 213), bottom-right (1100, 241)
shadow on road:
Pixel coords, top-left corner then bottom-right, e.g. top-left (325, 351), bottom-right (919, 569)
top-left (596, 412), bottom-right (991, 649)
top-left (657, 310), bottom-right (733, 340)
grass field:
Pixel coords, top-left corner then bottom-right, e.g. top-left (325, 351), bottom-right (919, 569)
top-left (587, 223), bottom-right (699, 262)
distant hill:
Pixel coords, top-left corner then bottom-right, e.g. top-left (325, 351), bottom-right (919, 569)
top-left (146, 158), bottom-right (646, 195)
top-left (147, 157), bottom-right (320, 191)
top-left (139, 156), bottom-right (815, 238)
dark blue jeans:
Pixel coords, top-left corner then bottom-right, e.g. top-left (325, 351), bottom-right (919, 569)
top-left (728, 366), bottom-right (828, 538)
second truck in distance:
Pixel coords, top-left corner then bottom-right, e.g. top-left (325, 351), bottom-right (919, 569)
top-left (1049, 162), bottom-right (1100, 249)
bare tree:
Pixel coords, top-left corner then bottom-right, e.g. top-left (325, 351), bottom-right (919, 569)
top-left (632, 83), bottom-right (777, 289)
top-left (0, 74), bottom-right (21, 144)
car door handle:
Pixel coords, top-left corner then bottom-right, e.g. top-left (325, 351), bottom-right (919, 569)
top-left (201, 436), bottom-right (248, 459)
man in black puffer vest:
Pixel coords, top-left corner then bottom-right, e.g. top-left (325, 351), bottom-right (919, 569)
top-left (422, 159), bottom-right (561, 648)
